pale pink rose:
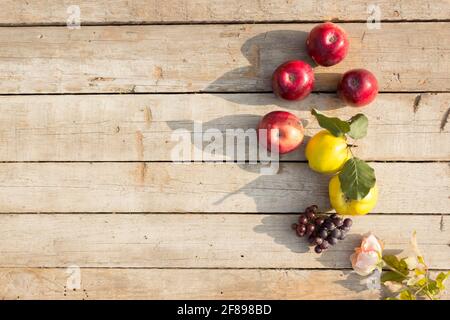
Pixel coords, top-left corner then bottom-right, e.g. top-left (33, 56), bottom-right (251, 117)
top-left (351, 233), bottom-right (384, 276)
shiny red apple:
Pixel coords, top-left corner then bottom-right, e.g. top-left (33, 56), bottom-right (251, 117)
top-left (272, 60), bottom-right (314, 101)
top-left (338, 69), bottom-right (378, 107)
top-left (306, 22), bottom-right (349, 67)
top-left (258, 111), bottom-right (304, 154)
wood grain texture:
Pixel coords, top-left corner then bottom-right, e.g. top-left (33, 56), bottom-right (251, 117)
top-left (2, 268), bottom-right (449, 300)
top-left (1, 93), bottom-right (448, 161)
top-left (0, 23), bottom-right (448, 93)
top-left (0, 268), bottom-right (382, 300)
top-left (3, 268), bottom-right (446, 300)
top-left (1, 1), bottom-right (449, 24)
top-left (1, 2), bottom-right (449, 301)
top-left (0, 214), bottom-right (448, 269)
top-left (0, 162), bottom-right (448, 214)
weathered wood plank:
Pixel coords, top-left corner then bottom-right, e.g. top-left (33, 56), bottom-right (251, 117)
top-left (0, 23), bottom-right (448, 93)
top-left (1, 1), bottom-right (449, 25)
top-left (1, 93), bottom-right (448, 161)
top-left (2, 268), bottom-right (448, 300)
top-left (0, 268), bottom-right (381, 300)
top-left (0, 163), bottom-right (447, 213)
top-left (0, 215), bottom-right (448, 269)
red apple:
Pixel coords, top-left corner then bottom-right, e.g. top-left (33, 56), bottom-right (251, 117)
top-left (272, 60), bottom-right (314, 101)
top-left (306, 22), bottom-right (349, 66)
top-left (337, 69), bottom-right (378, 107)
top-left (258, 111), bottom-right (304, 154)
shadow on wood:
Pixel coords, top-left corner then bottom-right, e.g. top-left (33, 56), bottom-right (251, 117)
top-left (253, 215), bottom-right (310, 254)
top-left (205, 30), bottom-right (344, 107)
top-left (166, 114), bottom-right (311, 162)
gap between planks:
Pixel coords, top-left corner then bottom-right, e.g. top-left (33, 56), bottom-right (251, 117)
top-left (0, 161), bottom-right (447, 163)
top-left (0, 212), bottom-right (447, 216)
top-left (0, 266), bottom-right (448, 271)
top-left (2, 20), bottom-right (450, 28)
top-left (1, 0), bottom-right (449, 25)
top-left (2, 91), bottom-right (450, 96)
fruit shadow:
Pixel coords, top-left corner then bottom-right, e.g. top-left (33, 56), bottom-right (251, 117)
top-left (253, 217), bottom-right (368, 269)
top-left (333, 247), bottom-right (405, 298)
top-left (334, 272), bottom-right (382, 298)
top-left (253, 215), bottom-right (311, 254)
top-left (166, 114), bottom-right (311, 163)
top-left (204, 29), bottom-right (345, 109)
top-left (334, 268), bottom-right (394, 299)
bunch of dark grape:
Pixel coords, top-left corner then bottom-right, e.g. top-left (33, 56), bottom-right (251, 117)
top-left (292, 205), bottom-right (353, 254)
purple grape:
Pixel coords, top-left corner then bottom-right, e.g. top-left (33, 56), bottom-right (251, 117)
top-left (315, 217), bottom-right (325, 226)
top-left (333, 218), bottom-right (343, 228)
top-left (314, 237), bottom-right (323, 246)
top-left (318, 229), bottom-right (328, 239)
top-left (320, 240), bottom-right (330, 250)
top-left (306, 211), bottom-right (316, 220)
top-left (331, 229), bottom-right (341, 239)
top-left (323, 220), bottom-right (335, 230)
top-left (343, 218), bottom-right (353, 228)
top-left (306, 223), bottom-right (315, 235)
top-left (296, 224), bottom-right (306, 237)
top-left (298, 215), bottom-right (308, 225)
top-left (327, 236), bottom-right (338, 245)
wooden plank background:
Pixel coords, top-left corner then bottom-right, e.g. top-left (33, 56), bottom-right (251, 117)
top-left (2, 1), bottom-right (449, 24)
top-left (1, 93), bottom-right (448, 161)
top-left (0, 215), bottom-right (447, 268)
top-left (0, 23), bottom-right (449, 94)
top-left (1, 268), bottom-right (448, 300)
top-left (0, 163), bottom-right (448, 213)
top-left (0, 1), bottom-right (449, 300)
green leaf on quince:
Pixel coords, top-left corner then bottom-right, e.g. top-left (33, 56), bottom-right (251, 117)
top-left (382, 255), bottom-right (409, 276)
top-left (381, 271), bottom-right (407, 283)
top-left (311, 108), bottom-right (350, 137)
top-left (348, 114), bottom-right (368, 139)
top-left (338, 157), bottom-right (376, 200)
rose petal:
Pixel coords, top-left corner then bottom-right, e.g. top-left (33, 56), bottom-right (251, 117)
top-left (361, 234), bottom-right (383, 254)
top-left (352, 251), bottom-right (380, 276)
